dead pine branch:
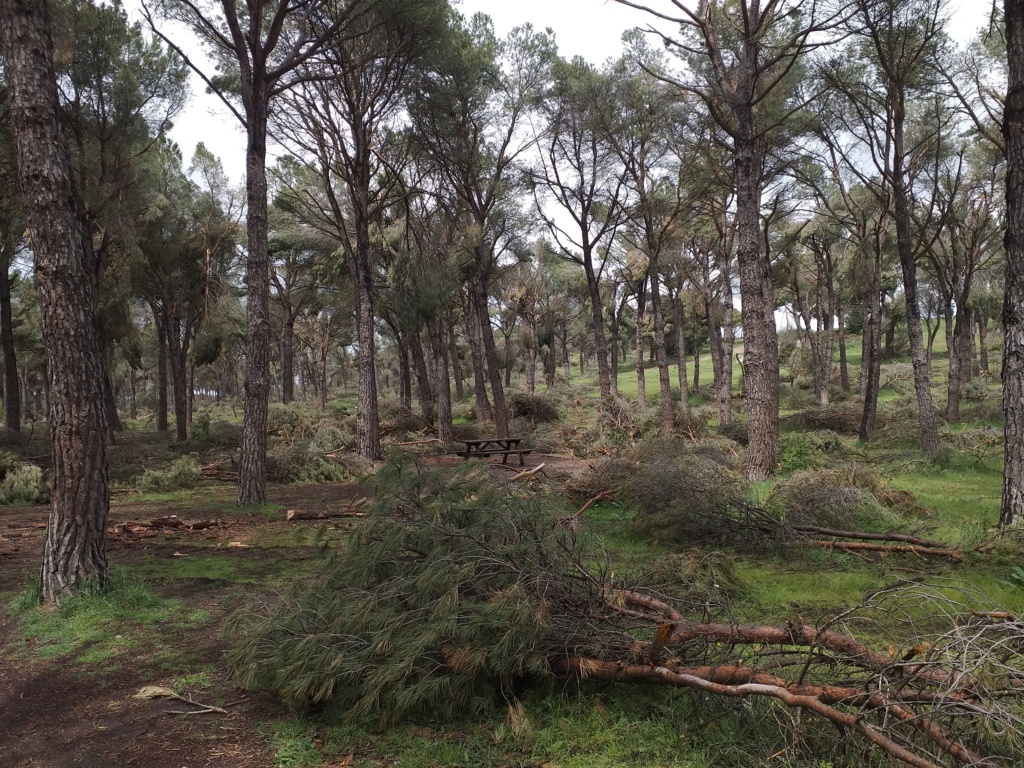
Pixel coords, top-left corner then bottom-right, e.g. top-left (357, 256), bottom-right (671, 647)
top-left (791, 526), bottom-right (947, 549)
top-left (134, 686), bottom-right (228, 715)
top-left (809, 540), bottom-right (961, 561)
top-left (509, 463), bottom-right (546, 481)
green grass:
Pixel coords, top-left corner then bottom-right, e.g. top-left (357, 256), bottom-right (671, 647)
top-left (5, 571), bottom-right (204, 664)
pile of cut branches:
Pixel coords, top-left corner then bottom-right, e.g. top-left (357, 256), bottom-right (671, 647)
top-left (229, 453), bottom-right (1023, 766)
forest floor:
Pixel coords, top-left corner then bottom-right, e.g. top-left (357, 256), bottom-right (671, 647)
top-left (0, 455), bottom-right (595, 768)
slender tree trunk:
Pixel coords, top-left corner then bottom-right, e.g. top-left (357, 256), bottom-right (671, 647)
top-left (583, 256), bottom-right (612, 403)
top-left (0, 0), bottom-right (110, 601)
top-left (466, 301), bottom-right (492, 421)
top-left (166, 315), bottom-right (189, 442)
top-left (892, 97), bottom-right (940, 457)
top-left (281, 314), bottom-right (295, 405)
top-left (447, 315), bottom-right (464, 401)
top-left (428, 322), bottom-right (452, 444)
top-left (352, 233), bottom-right (380, 460)
top-left (979, 313), bottom-right (989, 372)
top-left (648, 261), bottom-right (675, 431)
top-left (675, 285), bottom-right (689, 415)
top-left (237, 96), bottom-right (272, 505)
top-left (155, 312), bottom-right (169, 433)
top-left (410, 330), bottom-right (433, 424)
top-left (525, 314), bottom-right (538, 395)
top-left (837, 297), bottom-right (850, 392)
top-left (471, 256), bottom-right (508, 436)
top-left (609, 311), bottom-right (620, 397)
top-left (395, 331), bottom-right (411, 411)
top-left (634, 280), bottom-right (647, 408)
top-left (947, 304), bottom-right (974, 422)
top-left (860, 246), bottom-right (883, 441)
top-left (0, 261), bottom-right (20, 432)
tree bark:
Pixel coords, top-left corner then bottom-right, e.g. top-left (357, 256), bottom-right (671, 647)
top-left (237, 96), bottom-right (272, 505)
top-left (165, 314), bottom-right (189, 442)
top-left (648, 261), bottom-right (675, 431)
top-left (447, 315), bottom-right (464, 402)
top-left (0, 0), bottom-right (110, 601)
top-left (471, 256), bottom-right (508, 437)
top-left (734, 120), bottom-right (778, 479)
top-left (0, 261), bottom-right (20, 432)
top-left (860, 243), bottom-right (884, 441)
top-left (428, 321), bottom-right (452, 444)
top-left (674, 283), bottom-right (689, 415)
top-left (583, 256), bottom-right (613, 403)
top-left (396, 330), bottom-right (412, 412)
top-left (1004, 0), bottom-right (1024, 525)
top-left (410, 330), bottom-right (433, 424)
top-left (837, 296), bottom-right (850, 392)
top-left (978, 313), bottom-right (989, 371)
top-left (466, 299), bottom-right (492, 421)
top-left (634, 281), bottom-right (647, 409)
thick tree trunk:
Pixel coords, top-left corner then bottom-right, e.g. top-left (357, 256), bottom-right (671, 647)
top-left (352, 232), bottom-right (380, 460)
top-left (281, 314), bottom-right (295, 405)
top-left (0, 261), bottom-right (20, 432)
top-left (1004, 0), bottom-right (1024, 525)
top-left (0, 0), bottom-right (110, 601)
top-left (237, 98), bottom-right (272, 505)
top-left (947, 305), bottom-right (974, 422)
top-left (734, 127), bottom-right (777, 479)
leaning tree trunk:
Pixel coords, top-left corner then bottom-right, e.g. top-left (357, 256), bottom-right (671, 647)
top-left (1003, 0), bottom-right (1024, 526)
top-left (0, 259), bottom-right (20, 432)
top-left (0, 0), bottom-right (110, 601)
top-left (734, 122), bottom-right (778, 480)
top-left (237, 95), bottom-right (272, 505)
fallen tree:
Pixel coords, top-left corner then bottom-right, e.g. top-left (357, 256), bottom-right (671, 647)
top-left (228, 453), bottom-right (1024, 767)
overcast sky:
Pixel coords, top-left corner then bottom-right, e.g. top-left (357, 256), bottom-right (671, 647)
top-left (140, 0), bottom-right (996, 184)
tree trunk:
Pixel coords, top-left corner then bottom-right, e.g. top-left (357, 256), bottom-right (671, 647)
top-left (583, 256), bottom-right (613, 403)
top-left (609, 310), bottom-right (620, 397)
top-left (352, 233), bottom-right (380, 460)
top-left (428, 321), bottom-right (452, 444)
top-left (947, 304), bottom-right (973, 422)
top-left (978, 313), bottom-right (989, 371)
top-left (237, 96), bottom-right (272, 505)
top-left (648, 262), bottom-right (675, 431)
top-left (1005, 0), bottom-right (1024, 525)
top-left (0, 0), bottom-right (110, 601)
top-left (166, 315), bottom-right (189, 443)
top-left (409, 330), bottom-right (434, 424)
top-left (0, 261), bottom-right (20, 432)
top-left (155, 310), bottom-right (169, 433)
top-left (634, 287), bottom-right (647, 408)
top-left (466, 300), bottom-right (492, 421)
top-left (447, 315), bottom-right (464, 401)
top-left (734, 129), bottom-right (777, 478)
top-left (281, 314), bottom-right (295, 405)
top-left (891, 92), bottom-right (940, 457)
top-left (675, 284), bottom-right (689, 415)
top-left (860, 245), bottom-right (883, 441)
top-left (837, 297), bottom-right (850, 392)
top-left (525, 314), bottom-right (538, 395)
top-left (471, 256), bottom-right (508, 437)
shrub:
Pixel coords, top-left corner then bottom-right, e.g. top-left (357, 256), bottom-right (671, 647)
top-left (508, 392), bottom-right (560, 423)
top-left (780, 404), bottom-right (863, 435)
top-left (766, 467), bottom-right (903, 531)
top-left (137, 455), bottom-right (202, 492)
top-left (0, 462), bottom-right (49, 505)
top-left (965, 377), bottom-right (991, 403)
top-left (716, 420), bottom-right (749, 446)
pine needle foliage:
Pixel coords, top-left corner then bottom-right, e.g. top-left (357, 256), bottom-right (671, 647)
top-left (226, 451), bottom-right (616, 724)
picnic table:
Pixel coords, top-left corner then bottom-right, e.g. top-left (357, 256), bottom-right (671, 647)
top-left (452, 437), bottom-right (533, 466)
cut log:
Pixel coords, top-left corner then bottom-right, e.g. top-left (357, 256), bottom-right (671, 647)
top-left (286, 497), bottom-right (368, 522)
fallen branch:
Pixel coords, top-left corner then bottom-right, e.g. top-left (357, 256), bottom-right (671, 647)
top-left (791, 526), bottom-right (946, 549)
top-left (134, 686), bottom-right (228, 715)
top-left (571, 490), bottom-right (615, 521)
top-left (509, 463), bottom-right (545, 481)
top-left (286, 497), bottom-right (369, 522)
top-left (109, 516), bottom-right (229, 536)
top-left (809, 540), bottom-right (961, 561)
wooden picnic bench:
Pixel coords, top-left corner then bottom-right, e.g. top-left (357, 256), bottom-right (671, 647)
top-left (451, 437), bottom-right (533, 466)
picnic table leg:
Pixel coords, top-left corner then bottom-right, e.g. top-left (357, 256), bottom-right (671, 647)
top-left (518, 451), bottom-right (525, 466)
top-left (502, 452), bottom-right (509, 465)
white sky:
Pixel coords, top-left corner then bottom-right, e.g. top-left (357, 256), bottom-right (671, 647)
top-left (132, 0), bottom-right (994, 184)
